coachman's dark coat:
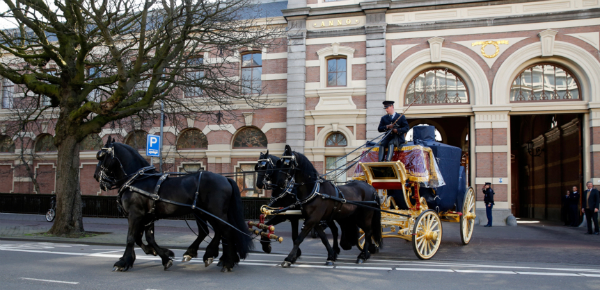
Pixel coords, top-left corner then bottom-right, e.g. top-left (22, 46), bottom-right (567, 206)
top-left (377, 113), bottom-right (410, 147)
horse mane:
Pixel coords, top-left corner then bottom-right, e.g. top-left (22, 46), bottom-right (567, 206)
top-left (292, 151), bottom-right (320, 182)
top-left (113, 142), bottom-right (151, 168)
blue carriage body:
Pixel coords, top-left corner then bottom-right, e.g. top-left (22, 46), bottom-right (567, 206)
top-left (384, 126), bottom-right (467, 212)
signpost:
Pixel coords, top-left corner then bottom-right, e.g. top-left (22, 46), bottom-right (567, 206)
top-left (146, 135), bottom-right (161, 158)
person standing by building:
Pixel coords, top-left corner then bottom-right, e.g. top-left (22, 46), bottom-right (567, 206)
top-left (582, 181), bottom-right (599, 235)
top-left (483, 182), bottom-right (494, 227)
top-left (377, 101), bottom-right (409, 162)
top-left (568, 186), bottom-right (580, 227)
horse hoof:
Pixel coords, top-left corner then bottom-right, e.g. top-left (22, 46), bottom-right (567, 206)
top-left (182, 255), bottom-right (192, 262)
top-left (152, 250), bottom-right (157, 256)
top-left (281, 261), bottom-right (292, 268)
top-left (112, 266), bottom-right (119, 272)
top-left (221, 266), bottom-right (232, 273)
top-left (164, 260), bottom-right (173, 271)
top-left (356, 258), bottom-right (364, 264)
top-left (113, 266), bottom-right (129, 272)
top-left (325, 260), bottom-right (334, 266)
top-left (204, 257), bottom-right (213, 267)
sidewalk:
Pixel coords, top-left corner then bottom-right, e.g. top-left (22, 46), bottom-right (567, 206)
top-left (1, 212), bottom-right (600, 265)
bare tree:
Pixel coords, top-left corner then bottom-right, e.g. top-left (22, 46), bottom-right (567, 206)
top-left (0, 0), bottom-right (282, 236)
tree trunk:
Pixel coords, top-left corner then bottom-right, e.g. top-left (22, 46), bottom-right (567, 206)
top-left (48, 134), bottom-right (84, 236)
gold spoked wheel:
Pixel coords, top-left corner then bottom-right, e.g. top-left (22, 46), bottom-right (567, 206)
top-left (358, 230), bottom-right (365, 251)
top-left (460, 187), bottom-right (476, 245)
top-left (357, 229), bottom-right (380, 252)
top-left (411, 210), bottom-right (442, 260)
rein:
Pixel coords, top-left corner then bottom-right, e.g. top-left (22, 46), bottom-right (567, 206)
top-left (97, 145), bottom-right (260, 241)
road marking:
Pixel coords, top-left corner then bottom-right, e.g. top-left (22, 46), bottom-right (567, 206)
top-left (20, 277), bottom-right (79, 285)
top-left (516, 272), bottom-right (582, 277)
top-left (395, 268), bottom-right (454, 272)
top-left (454, 270), bottom-right (516, 274)
top-left (4, 244), bottom-right (600, 279)
top-left (92, 250), bottom-right (122, 255)
top-left (336, 266), bottom-right (392, 270)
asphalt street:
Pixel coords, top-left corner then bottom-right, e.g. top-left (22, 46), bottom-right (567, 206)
top-left (1, 240), bottom-right (600, 290)
top-left (2, 213), bottom-right (600, 289)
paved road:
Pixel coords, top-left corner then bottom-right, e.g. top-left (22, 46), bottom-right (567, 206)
top-left (2, 240), bottom-right (600, 290)
top-left (2, 214), bottom-right (600, 289)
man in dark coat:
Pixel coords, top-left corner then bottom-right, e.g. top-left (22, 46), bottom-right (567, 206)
top-left (483, 182), bottom-right (494, 227)
top-left (377, 101), bottom-right (410, 162)
top-left (568, 186), bottom-right (580, 227)
top-left (582, 181), bottom-right (599, 235)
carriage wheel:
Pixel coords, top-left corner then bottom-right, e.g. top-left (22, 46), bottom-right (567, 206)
top-left (357, 229), bottom-right (380, 253)
top-left (411, 210), bottom-right (442, 260)
top-left (357, 230), bottom-right (365, 251)
top-left (460, 187), bottom-right (476, 245)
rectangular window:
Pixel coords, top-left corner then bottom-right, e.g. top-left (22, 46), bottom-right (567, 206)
top-left (236, 164), bottom-right (261, 197)
top-left (326, 156), bottom-right (347, 184)
top-left (241, 53), bottom-right (262, 94)
top-left (185, 57), bottom-right (204, 97)
top-left (2, 79), bottom-right (14, 109)
top-left (180, 164), bottom-right (204, 173)
top-left (327, 58), bottom-right (347, 87)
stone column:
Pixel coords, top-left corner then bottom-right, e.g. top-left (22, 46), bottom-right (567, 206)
top-left (286, 17), bottom-right (307, 153)
top-left (590, 108), bottom-right (600, 184)
top-left (364, 9), bottom-right (387, 140)
top-left (474, 110), bottom-right (515, 226)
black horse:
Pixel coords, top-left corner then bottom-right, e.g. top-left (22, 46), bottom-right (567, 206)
top-left (94, 138), bottom-right (252, 272)
top-left (274, 145), bottom-right (382, 267)
top-left (255, 151), bottom-right (340, 257)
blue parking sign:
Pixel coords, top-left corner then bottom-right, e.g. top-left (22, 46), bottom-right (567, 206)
top-left (146, 135), bottom-right (161, 157)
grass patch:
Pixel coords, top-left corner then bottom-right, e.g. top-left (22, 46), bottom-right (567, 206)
top-left (25, 231), bottom-right (110, 238)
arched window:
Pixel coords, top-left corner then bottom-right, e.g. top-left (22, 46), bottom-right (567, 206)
top-left (327, 57), bottom-right (347, 87)
top-left (510, 63), bottom-right (580, 102)
top-left (177, 129), bottom-right (208, 150)
top-left (405, 68), bottom-right (469, 105)
top-left (80, 134), bottom-right (103, 151)
top-left (232, 127), bottom-right (267, 149)
top-left (35, 134), bottom-right (57, 152)
top-left (325, 132), bottom-right (347, 147)
top-left (125, 130), bottom-right (147, 150)
top-left (0, 135), bottom-right (15, 153)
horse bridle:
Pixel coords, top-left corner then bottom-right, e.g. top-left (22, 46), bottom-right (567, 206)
top-left (256, 158), bottom-right (276, 190)
top-left (96, 145), bottom-right (130, 191)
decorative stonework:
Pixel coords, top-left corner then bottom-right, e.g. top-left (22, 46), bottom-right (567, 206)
top-left (392, 44), bottom-right (418, 62)
top-left (454, 38), bottom-right (527, 68)
top-left (566, 32), bottom-right (600, 50)
top-left (538, 29), bottom-right (558, 57)
top-left (428, 37), bottom-right (444, 63)
top-left (242, 112), bottom-right (254, 126)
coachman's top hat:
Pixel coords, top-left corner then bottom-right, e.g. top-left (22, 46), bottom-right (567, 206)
top-left (383, 100), bottom-right (395, 108)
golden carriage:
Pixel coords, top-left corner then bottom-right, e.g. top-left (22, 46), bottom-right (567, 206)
top-left (354, 145), bottom-right (475, 260)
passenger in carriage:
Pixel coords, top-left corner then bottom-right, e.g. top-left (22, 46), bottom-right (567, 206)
top-left (377, 101), bottom-right (410, 162)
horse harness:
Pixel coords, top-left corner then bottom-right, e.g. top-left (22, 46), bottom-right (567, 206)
top-left (117, 169), bottom-right (204, 223)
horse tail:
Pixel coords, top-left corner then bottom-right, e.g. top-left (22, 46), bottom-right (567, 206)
top-left (371, 192), bottom-right (383, 249)
top-left (227, 178), bottom-right (254, 259)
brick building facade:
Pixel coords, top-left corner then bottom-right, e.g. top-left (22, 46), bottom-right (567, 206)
top-left (1, 0), bottom-right (600, 225)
